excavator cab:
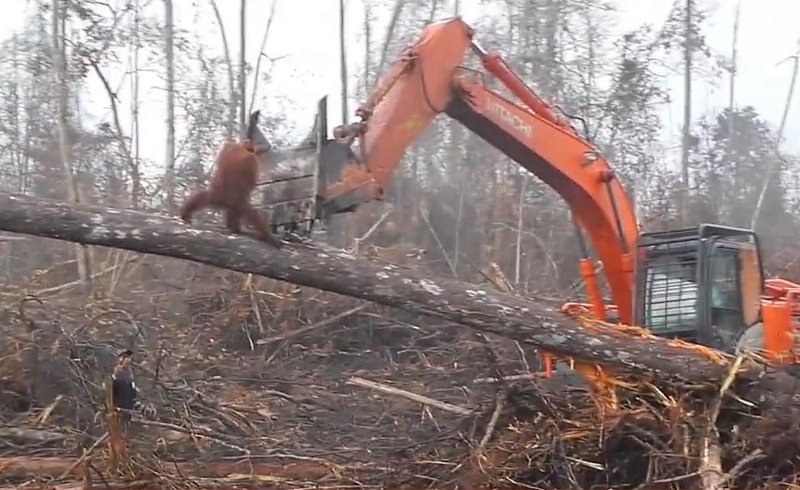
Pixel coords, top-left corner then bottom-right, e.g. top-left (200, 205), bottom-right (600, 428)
top-left (632, 224), bottom-right (765, 353)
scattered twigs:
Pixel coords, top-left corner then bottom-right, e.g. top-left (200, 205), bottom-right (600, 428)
top-left (473, 372), bottom-right (543, 384)
top-left (56, 432), bottom-right (109, 480)
top-left (717, 448), bottom-right (765, 489)
top-left (33, 256), bottom-right (139, 297)
top-left (346, 376), bottom-right (472, 415)
top-left (476, 389), bottom-right (506, 457)
top-left (701, 430), bottom-right (723, 490)
top-left (78, 308), bottom-right (144, 351)
top-left (350, 208), bottom-right (394, 256)
top-left (700, 355), bottom-right (746, 490)
top-left (133, 419), bottom-right (250, 455)
top-left (257, 304), bottom-right (369, 345)
top-left (34, 395), bottom-right (64, 426)
top-left (417, 205), bottom-right (458, 277)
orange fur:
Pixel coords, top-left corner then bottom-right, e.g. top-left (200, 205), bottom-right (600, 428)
top-left (179, 139), bottom-right (281, 248)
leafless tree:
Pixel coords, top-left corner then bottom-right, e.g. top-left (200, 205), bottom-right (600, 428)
top-left (679, 0), bottom-right (693, 226)
top-left (239, 0), bottom-right (247, 135)
top-left (751, 42), bottom-right (800, 230)
top-left (52, 0), bottom-right (93, 292)
top-left (340, 0), bottom-right (349, 124)
top-left (164, 0), bottom-right (176, 210)
top-left (247, 0), bottom-right (278, 116)
top-left (209, 0), bottom-right (237, 139)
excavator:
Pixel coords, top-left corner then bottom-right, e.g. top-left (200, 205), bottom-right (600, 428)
top-left (250, 17), bottom-right (800, 374)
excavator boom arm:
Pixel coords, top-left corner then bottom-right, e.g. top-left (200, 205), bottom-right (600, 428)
top-left (326, 18), bottom-right (638, 323)
top-left (445, 76), bottom-right (637, 322)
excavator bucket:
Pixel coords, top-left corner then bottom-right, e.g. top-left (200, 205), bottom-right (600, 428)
top-left (253, 96), bottom-right (362, 239)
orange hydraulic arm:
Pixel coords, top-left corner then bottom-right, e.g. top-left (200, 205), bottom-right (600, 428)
top-left (330, 17), bottom-right (638, 325)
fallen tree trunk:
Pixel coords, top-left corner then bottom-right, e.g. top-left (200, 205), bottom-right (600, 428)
top-left (0, 192), bottom-right (793, 394)
top-left (0, 455), bottom-right (385, 480)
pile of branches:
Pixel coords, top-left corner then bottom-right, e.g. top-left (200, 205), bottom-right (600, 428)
top-left (0, 263), bottom-right (799, 489)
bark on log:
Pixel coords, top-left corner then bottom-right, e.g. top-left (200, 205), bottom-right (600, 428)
top-left (0, 455), bottom-right (382, 480)
top-left (0, 427), bottom-right (66, 442)
top-left (0, 192), bottom-right (797, 399)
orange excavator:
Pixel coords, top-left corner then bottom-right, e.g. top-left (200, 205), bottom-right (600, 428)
top-left (254, 17), bottom-right (800, 369)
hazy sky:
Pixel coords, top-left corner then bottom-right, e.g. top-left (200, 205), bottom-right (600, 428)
top-left (0, 0), bottom-right (797, 174)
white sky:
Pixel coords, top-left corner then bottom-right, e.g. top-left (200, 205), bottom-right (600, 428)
top-left (0, 0), bottom-right (797, 175)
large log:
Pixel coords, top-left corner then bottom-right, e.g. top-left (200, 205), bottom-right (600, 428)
top-left (0, 192), bottom-right (795, 395)
top-left (0, 455), bottom-right (383, 480)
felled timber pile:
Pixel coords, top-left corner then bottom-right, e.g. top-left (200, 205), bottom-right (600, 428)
top-left (0, 192), bottom-right (800, 488)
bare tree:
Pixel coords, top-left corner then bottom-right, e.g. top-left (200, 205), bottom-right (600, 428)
top-left (209, 0), bottom-right (237, 139)
top-left (9, 34), bottom-right (26, 193)
top-left (514, 174), bottom-right (528, 285)
top-left (361, 1), bottom-right (372, 97)
top-left (132, 0), bottom-right (142, 197)
top-left (164, 0), bottom-right (176, 210)
top-left (52, 0), bottom-right (92, 292)
top-left (90, 62), bottom-right (141, 207)
top-left (376, 0), bottom-right (408, 80)
top-left (679, 0), bottom-right (693, 226)
top-left (239, 0), bottom-right (247, 135)
top-left (427, 1), bottom-right (439, 24)
top-left (750, 42), bottom-right (800, 230)
top-left (247, 0), bottom-right (278, 116)
top-left (339, 0), bottom-right (349, 124)
top-left (724, 0), bottom-right (740, 208)
top-left (727, 0), bottom-right (741, 112)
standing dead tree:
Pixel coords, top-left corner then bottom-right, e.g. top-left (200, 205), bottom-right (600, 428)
top-left (750, 41), bottom-right (800, 231)
top-left (209, 0), bottom-right (237, 139)
top-left (339, 0), bottom-right (349, 125)
top-left (679, 0), bottom-right (694, 227)
top-left (52, 0), bottom-right (93, 292)
top-left (163, 0), bottom-right (176, 211)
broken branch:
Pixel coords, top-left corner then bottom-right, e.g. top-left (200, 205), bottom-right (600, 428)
top-left (346, 376), bottom-right (472, 415)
